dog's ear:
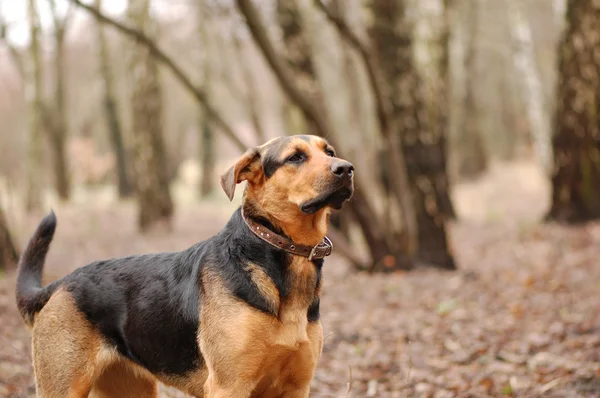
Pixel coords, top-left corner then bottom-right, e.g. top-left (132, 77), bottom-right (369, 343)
top-left (220, 148), bottom-right (261, 201)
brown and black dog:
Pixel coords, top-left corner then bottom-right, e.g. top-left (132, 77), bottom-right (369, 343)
top-left (15, 135), bottom-right (354, 397)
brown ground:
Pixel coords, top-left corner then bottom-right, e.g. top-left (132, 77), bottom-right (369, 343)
top-left (1, 162), bottom-right (599, 397)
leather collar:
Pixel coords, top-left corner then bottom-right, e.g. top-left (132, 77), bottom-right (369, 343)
top-left (241, 210), bottom-right (333, 260)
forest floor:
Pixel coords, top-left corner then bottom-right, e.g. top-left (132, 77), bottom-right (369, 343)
top-left (1, 161), bottom-right (600, 397)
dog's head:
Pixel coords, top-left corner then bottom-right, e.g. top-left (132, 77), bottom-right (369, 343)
top-left (221, 135), bottom-right (354, 222)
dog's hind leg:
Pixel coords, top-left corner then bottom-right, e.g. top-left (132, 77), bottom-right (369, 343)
top-left (31, 291), bottom-right (106, 398)
top-left (89, 362), bottom-right (158, 398)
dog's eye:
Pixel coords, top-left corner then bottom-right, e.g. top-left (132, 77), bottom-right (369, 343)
top-left (325, 149), bottom-right (335, 157)
top-left (287, 153), bottom-right (305, 163)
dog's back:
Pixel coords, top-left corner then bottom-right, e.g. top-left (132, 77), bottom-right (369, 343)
top-left (16, 212), bottom-right (205, 375)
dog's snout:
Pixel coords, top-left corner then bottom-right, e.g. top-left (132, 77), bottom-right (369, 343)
top-left (331, 161), bottom-right (354, 178)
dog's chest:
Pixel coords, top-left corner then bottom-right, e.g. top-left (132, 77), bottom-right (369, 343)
top-left (273, 257), bottom-right (318, 346)
top-left (253, 257), bottom-right (322, 396)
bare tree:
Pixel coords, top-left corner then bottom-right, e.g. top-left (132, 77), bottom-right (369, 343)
top-left (507, 0), bottom-right (553, 172)
top-left (432, 0), bottom-right (456, 219)
top-left (197, 0), bottom-right (216, 198)
top-left (231, 26), bottom-right (266, 143)
top-left (0, 207), bottom-right (19, 272)
top-left (70, 0), bottom-right (248, 152)
top-left (370, 0), bottom-right (455, 269)
top-left (454, 0), bottom-right (487, 179)
top-left (547, 0), bottom-right (600, 222)
top-left (25, 0), bottom-right (45, 211)
top-left (127, 0), bottom-right (173, 231)
top-left (277, 0), bottom-right (322, 136)
top-left (46, 0), bottom-right (72, 201)
top-left (94, 0), bottom-right (132, 197)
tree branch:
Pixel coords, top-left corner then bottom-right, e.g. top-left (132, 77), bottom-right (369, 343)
top-left (314, 0), bottom-right (391, 138)
top-left (68, 0), bottom-right (247, 151)
top-left (48, 0), bottom-right (74, 38)
top-left (236, 0), bottom-right (330, 137)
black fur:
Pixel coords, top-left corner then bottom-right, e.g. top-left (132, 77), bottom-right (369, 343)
top-left (15, 210), bottom-right (62, 324)
top-left (262, 135), bottom-right (315, 178)
top-left (307, 298), bottom-right (320, 322)
top-left (15, 208), bottom-right (323, 377)
top-left (63, 252), bottom-right (204, 375)
top-left (307, 258), bottom-right (323, 322)
top-left (262, 137), bottom-right (291, 178)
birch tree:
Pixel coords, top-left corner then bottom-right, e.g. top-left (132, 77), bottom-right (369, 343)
top-left (25, 0), bottom-right (45, 211)
top-left (454, 0), bottom-right (487, 179)
top-left (196, 0), bottom-right (215, 197)
top-left (47, 0), bottom-right (72, 201)
top-left (95, 0), bottom-right (132, 197)
top-left (370, 0), bottom-right (456, 269)
top-left (127, 0), bottom-right (173, 230)
top-left (506, 0), bottom-right (553, 172)
top-left (547, 0), bottom-right (600, 222)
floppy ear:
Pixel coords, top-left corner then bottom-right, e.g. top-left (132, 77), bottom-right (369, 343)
top-left (220, 148), bottom-right (260, 201)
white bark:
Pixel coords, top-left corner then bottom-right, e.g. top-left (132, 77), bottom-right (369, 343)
top-left (553, 0), bottom-right (566, 27)
top-left (506, 0), bottom-right (553, 173)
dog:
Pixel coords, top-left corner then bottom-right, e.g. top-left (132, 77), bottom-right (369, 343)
top-left (15, 135), bottom-right (354, 397)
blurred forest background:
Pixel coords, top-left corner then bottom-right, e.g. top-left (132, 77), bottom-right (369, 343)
top-left (1, 0), bottom-right (600, 396)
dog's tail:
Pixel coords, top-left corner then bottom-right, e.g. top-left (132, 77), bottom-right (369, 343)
top-left (16, 211), bottom-right (59, 327)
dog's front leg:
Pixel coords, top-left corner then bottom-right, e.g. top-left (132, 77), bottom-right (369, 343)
top-left (203, 372), bottom-right (256, 398)
top-left (282, 387), bottom-right (311, 398)
top-left (199, 303), bottom-right (263, 398)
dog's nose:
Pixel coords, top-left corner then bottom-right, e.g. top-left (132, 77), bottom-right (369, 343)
top-left (331, 161), bottom-right (354, 177)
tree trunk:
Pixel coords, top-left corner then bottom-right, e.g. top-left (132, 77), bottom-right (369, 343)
top-left (199, 120), bottom-right (215, 198)
top-left (496, 57), bottom-right (522, 161)
top-left (0, 207), bottom-right (19, 272)
top-left (127, 0), bottom-right (173, 231)
top-left (276, 0), bottom-right (322, 136)
top-left (455, 0), bottom-right (487, 179)
top-left (547, 0), bottom-right (600, 223)
top-left (49, 36), bottom-right (71, 201)
top-left (95, 0), bottom-right (132, 198)
top-left (48, 0), bottom-right (71, 201)
top-left (25, 0), bottom-right (44, 211)
top-left (507, 0), bottom-right (553, 173)
top-left (370, 0), bottom-right (455, 269)
top-left (196, 0), bottom-right (216, 198)
top-left (433, 0), bottom-right (457, 219)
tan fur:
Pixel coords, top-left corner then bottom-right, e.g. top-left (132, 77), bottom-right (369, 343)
top-left (200, 264), bottom-right (322, 398)
top-left (32, 290), bottom-right (108, 397)
top-left (157, 369), bottom-right (208, 397)
top-left (31, 290), bottom-right (160, 398)
top-left (244, 262), bottom-right (281, 312)
top-left (89, 362), bottom-right (157, 398)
